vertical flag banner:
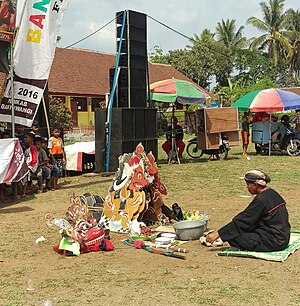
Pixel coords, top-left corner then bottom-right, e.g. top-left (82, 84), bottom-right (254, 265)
top-left (0, 0), bottom-right (70, 126)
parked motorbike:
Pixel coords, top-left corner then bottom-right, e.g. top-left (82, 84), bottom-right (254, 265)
top-left (186, 134), bottom-right (230, 160)
top-left (256, 126), bottom-right (300, 157)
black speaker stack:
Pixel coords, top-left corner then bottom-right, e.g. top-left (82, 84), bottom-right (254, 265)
top-left (95, 10), bottom-right (158, 173)
top-left (110, 10), bottom-right (147, 108)
top-left (95, 108), bottom-right (157, 172)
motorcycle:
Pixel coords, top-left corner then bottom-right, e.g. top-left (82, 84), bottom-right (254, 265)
top-left (256, 126), bottom-right (300, 157)
top-left (186, 133), bottom-right (230, 160)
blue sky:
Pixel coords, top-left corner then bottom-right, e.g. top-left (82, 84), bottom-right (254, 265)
top-left (18, 0), bottom-right (300, 54)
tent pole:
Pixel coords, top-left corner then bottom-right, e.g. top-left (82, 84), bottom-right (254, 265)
top-left (10, 45), bottom-right (15, 136)
top-left (42, 95), bottom-right (51, 138)
top-left (168, 103), bottom-right (180, 164)
top-left (10, 0), bottom-right (28, 136)
top-left (269, 113), bottom-right (272, 156)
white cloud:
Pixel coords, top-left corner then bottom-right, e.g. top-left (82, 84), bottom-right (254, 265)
top-left (17, 0), bottom-right (300, 53)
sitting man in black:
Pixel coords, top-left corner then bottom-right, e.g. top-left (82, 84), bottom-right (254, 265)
top-left (206, 170), bottom-right (290, 252)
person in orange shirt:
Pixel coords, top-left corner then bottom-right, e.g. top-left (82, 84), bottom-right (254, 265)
top-left (48, 128), bottom-right (65, 178)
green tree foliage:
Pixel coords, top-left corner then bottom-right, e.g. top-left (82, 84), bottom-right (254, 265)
top-left (148, 45), bottom-right (169, 64)
top-left (49, 97), bottom-right (73, 130)
top-left (215, 77), bottom-right (278, 106)
top-left (284, 9), bottom-right (300, 73)
top-left (234, 49), bottom-right (275, 82)
top-left (148, 0), bottom-right (300, 91)
top-left (179, 31), bottom-right (234, 88)
top-left (247, 0), bottom-right (292, 67)
top-left (215, 19), bottom-right (248, 50)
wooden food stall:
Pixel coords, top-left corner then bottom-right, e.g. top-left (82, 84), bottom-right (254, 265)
top-left (195, 107), bottom-right (239, 149)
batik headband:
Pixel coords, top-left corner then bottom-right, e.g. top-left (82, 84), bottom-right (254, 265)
top-left (244, 170), bottom-right (271, 187)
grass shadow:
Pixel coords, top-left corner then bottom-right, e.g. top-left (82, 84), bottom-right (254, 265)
top-left (0, 206), bottom-right (34, 214)
top-left (59, 178), bottom-right (112, 190)
top-left (0, 194), bottom-right (36, 209)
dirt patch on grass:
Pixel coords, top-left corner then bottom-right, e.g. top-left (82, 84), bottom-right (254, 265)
top-left (1, 150), bottom-right (300, 306)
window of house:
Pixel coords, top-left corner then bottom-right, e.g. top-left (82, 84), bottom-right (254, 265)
top-left (91, 97), bottom-right (105, 111)
top-left (71, 97), bottom-right (87, 112)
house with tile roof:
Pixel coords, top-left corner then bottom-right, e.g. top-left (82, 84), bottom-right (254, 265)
top-left (2, 50), bottom-right (300, 129)
top-left (47, 47), bottom-right (216, 127)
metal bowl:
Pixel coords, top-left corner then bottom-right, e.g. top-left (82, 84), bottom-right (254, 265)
top-left (173, 220), bottom-right (206, 241)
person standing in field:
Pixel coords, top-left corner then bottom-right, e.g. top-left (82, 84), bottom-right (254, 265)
top-left (241, 112), bottom-right (250, 157)
top-left (29, 121), bottom-right (41, 138)
top-left (48, 128), bottom-right (65, 178)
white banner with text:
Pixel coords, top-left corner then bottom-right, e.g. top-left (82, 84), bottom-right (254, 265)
top-left (0, 0), bottom-right (70, 127)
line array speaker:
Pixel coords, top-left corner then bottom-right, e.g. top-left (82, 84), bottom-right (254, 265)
top-left (113, 10), bottom-right (147, 108)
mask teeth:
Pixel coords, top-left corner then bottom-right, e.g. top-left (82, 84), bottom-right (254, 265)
top-left (85, 234), bottom-right (105, 246)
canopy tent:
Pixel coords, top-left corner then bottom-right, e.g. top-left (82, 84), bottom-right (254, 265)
top-left (149, 78), bottom-right (208, 104)
top-left (149, 79), bottom-right (208, 163)
top-left (231, 88), bottom-right (300, 112)
top-left (232, 88), bottom-right (300, 156)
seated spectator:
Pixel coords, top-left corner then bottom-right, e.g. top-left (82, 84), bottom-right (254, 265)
top-left (34, 137), bottom-right (53, 193)
top-left (162, 117), bottom-right (185, 159)
top-left (291, 109), bottom-right (300, 132)
top-left (15, 124), bottom-right (26, 152)
top-left (0, 183), bottom-right (7, 200)
top-left (0, 131), bottom-right (11, 199)
top-left (1, 130), bottom-right (10, 138)
top-left (41, 137), bottom-right (60, 189)
top-left (21, 133), bottom-right (38, 196)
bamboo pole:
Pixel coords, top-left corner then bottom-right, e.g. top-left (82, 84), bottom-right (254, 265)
top-left (42, 95), bottom-right (50, 138)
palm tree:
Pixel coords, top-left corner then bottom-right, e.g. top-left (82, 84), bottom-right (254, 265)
top-left (284, 9), bottom-right (300, 72)
top-left (215, 19), bottom-right (248, 49)
top-left (285, 8), bottom-right (300, 32)
top-left (247, 0), bottom-right (292, 67)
